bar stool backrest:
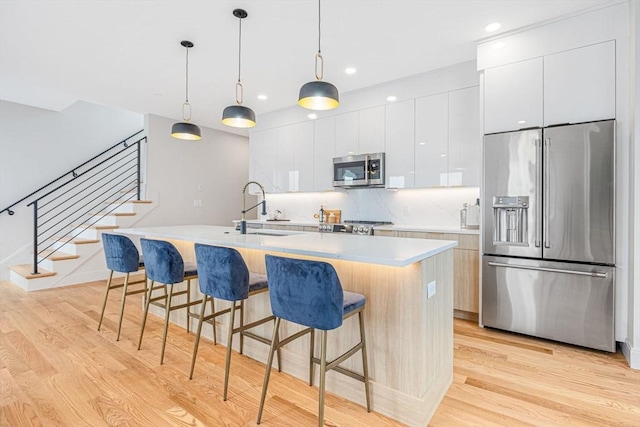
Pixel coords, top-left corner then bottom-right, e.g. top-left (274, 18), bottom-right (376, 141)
top-left (102, 233), bottom-right (140, 273)
top-left (140, 238), bottom-right (185, 284)
top-left (194, 244), bottom-right (250, 302)
top-left (265, 255), bottom-right (344, 331)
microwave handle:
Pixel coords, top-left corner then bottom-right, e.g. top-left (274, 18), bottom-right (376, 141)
top-left (365, 154), bottom-right (370, 184)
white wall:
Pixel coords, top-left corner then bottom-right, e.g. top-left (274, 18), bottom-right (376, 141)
top-left (136, 114), bottom-right (252, 228)
top-left (0, 100), bottom-right (143, 275)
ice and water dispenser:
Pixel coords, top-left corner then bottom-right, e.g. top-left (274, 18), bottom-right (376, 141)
top-left (492, 196), bottom-right (529, 246)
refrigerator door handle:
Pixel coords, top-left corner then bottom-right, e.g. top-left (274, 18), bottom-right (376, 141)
top-left (487, 261), bottom-right (608, 278)
top-left (543, 138), bottom-right (551, 248)
top-left (535, 138), bottom-right (542, 247)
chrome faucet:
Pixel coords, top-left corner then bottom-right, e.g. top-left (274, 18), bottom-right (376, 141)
top-left (240, 181), bottom-right (267, 234)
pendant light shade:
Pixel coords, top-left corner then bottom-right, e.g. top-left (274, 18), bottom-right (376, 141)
top-left (171, 121), bottom-right (202, 140)
top-left (298, 0), bottom-right (339, 110)
top-left (222, 104), bottom-right (256, 128)
top-left (222, 9), bottom-right (256, 128)
top-left (299, 80), bottom-right (339, 110)
top-left (172, 40), bottom-right (201, 140)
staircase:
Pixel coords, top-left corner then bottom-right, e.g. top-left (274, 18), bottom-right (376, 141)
top-left (1, 130), bottom-right (154, 291)
top-left (8, 198), bottom-right (156, 291)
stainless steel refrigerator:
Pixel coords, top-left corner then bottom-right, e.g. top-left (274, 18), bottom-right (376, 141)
top-left (482, 120), bottom-right (615, 352)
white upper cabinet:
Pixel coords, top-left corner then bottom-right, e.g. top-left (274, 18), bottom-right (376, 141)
top-left (293, 121), bottom-right (314, 192)
top-left (334, 111), bottom-right (359, 157)
top-left (448, 86), bottom-right (480, 186)
top-left (385, 100), bottom-right (415, 188)
top-left (276, 126), bottom-right (294, 192)
top-left (313, 116), bottom-right (335, 191)
top-left (415, 92), bottom-right (448, 187)
top-left (249, 128), bottom-right (277, 193)
top-left (358, 105), bottom-right (386, 154)
top-left (543, 41), bottom-right (615, 126)
top-left (484, 57), bottom-right (544, 134)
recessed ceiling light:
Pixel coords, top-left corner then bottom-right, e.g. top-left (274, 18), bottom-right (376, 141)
top-left (257, 94), bottom-right (267, 100)
top-left (517, 120), bottom-right (526, 124)
top-left (419, 142), bottom-right (426, 146)
top-left (485, 22), bottom-right (501, 32)
top-left (345, 67), bottom-right (357, 75)
top-left (440, 154), bottom-right (447, 158)
top-left (307, 113), bottom-right (318, 120)
top-left (386, 95), bottom-right (397, 102)
top-left (493, 42), bottom-right (506, 50)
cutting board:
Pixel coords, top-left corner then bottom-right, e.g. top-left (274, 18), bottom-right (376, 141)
top-left (323, 209), bottom-right (341, 223)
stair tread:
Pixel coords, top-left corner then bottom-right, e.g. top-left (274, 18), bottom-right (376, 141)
top-left (38, 250), bottom-right (80, 261)
top-left (106, 200), bottom-right (153, 204)
top-left (10, 264), bottom-right (57, 279)
top-left (51, 237), bottom-right (100, 245)
top-left (89, 212), bottom-right (137, 217)
top-left (70, 224), bottom-right (119, 230)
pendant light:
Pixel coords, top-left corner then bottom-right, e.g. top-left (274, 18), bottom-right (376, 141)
top-left (222, 8), bottom-right (256, 128)
top-left (171, 40), bottom-right (202, 140)
top-left (298, 0), bottom-right (339, 110)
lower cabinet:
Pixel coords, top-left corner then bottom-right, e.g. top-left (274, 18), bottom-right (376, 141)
top-left (375, 229), bottom-right (479, 319)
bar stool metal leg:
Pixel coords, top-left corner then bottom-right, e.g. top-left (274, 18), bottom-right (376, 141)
top-left (360, 310), bottom-right (371, 412)
top-left (257, 317), bottom-right (281, 424)
top-left (189, 295), bottom-right (210, 379)
top-left (138, 280), bottom-right (156, 350)
top-left (159, 285), bottom-right (174, 365)
top-left (115, 272), bottom-right (130, 341)
top-left (318, 330), bottom-right (328, 427)
top-left (97, 270), bottom-right (115, 331)
top-left (223, 302), bottom-right (238, 401)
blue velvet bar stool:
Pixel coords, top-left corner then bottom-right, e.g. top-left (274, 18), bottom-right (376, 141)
top-left (190, 244), bottom-right (281, 401)
top-left (257, 255), bottom-right (371, 426)
top-left (138, 238), bottom-right (201, 365)
top-left (98, 233), bottom-right (147, 341)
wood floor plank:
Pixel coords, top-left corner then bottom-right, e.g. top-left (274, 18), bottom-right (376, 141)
top-left (1, 280), bottom-right (639, 427)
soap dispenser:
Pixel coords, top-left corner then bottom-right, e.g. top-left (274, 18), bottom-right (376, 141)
top-left (460, 203), bottom-right (468, 229)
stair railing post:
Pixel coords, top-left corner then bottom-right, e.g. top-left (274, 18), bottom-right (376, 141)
top-left (136, 138), bottom-right (141, 201)
top-left (32, 200), bottom-right (39, 275)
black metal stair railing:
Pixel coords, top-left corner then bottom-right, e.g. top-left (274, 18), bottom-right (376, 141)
top-left (0, 130), bottom-right (146, 275)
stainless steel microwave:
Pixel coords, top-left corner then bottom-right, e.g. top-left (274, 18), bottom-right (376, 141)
top-left (332, 153), bottom-right (385, 188)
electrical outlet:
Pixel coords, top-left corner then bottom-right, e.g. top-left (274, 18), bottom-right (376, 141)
top-left (193, 199), bottom-right (202, 207)
top-left (427, 281), bottom-right (436, 298)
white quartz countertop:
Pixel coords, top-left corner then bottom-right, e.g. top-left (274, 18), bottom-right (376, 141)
top-left (373, 225), bottom-right (480, 235)
top-left (117, 225), bottom-right (457, 267)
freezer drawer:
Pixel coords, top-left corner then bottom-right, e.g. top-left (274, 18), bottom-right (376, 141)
top-left (482, 256), bottom-right (614, 352)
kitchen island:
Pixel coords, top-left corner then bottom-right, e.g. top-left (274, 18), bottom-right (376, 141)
top-left (117, 225), bottom-right (456, 426)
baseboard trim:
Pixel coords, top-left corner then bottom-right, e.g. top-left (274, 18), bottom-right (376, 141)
top-left (620, 340), bottom-right (640, 370)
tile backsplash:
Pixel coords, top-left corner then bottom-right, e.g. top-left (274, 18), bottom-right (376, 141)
top-left (262, 187), bottom-right (480, 227)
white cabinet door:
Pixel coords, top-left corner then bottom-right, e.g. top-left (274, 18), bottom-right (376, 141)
top-left (249, 128), bottom-right (277, 193)
top-left (359, 105), bottom-right (386, 154)
top-left (415, 93), bottom-right (448, 187)
top-left (293, 121), bottom-right (314, 192)
top-left (484, 57), bottom-right (543, 134)
top-left (448, 86), bottom-right (480, 187)
top-left (313, 116), bottom-right (335, 191)
top-left (334, 111), bottom-right (359, 157)
top-left (544, 41), bottom-right (615, 126)
top-left (276, 126), bottom-right (294, 192)
top-left (385, 100), bottom-right (415, 188)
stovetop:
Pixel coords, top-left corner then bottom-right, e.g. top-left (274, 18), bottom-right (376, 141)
top-left (318, 220), bottom-right (392, 235)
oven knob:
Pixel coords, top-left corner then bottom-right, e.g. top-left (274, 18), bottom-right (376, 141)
top-left (362, 227), bottom-right (369, 234)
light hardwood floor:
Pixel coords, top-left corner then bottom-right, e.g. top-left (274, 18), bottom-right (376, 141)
top-left (0, 280), bottom-right (638, 426)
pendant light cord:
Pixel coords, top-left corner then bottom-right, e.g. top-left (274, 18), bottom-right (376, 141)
top-left (238, 16), bottom-right (242, 83)
top-left (185, 46), bottom-right (190, 103)
top-left (317, 0), bottom-right (321, 54)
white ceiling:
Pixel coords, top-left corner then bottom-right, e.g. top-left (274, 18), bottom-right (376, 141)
top-left (0, 0), bottom-right (612, 136)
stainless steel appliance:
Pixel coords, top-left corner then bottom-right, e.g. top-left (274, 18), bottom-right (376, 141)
top-left (333, 153), bottom-right (385, 188)
top-left (318, 220), bottom-right (392, 235)
top-left (482, 120), bottom-right (615, 352)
